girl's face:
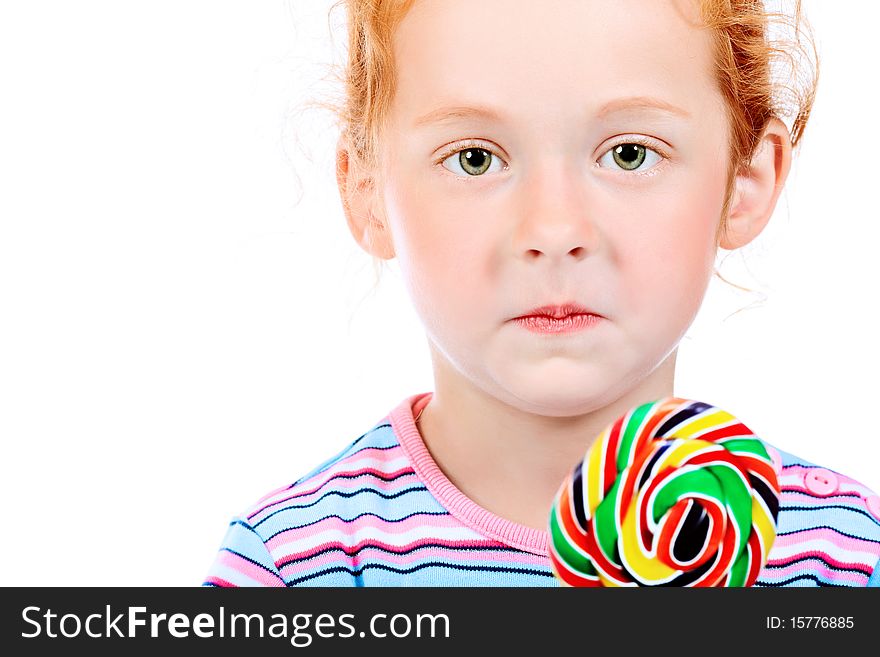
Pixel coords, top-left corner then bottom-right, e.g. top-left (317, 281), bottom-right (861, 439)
top-left (377, 0), bottom-right (731, 416)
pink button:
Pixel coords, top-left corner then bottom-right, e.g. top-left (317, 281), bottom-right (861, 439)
top-left (866, 495), bottom-right (880, 522)
top-left (803, 468), bottom-right (838, 496)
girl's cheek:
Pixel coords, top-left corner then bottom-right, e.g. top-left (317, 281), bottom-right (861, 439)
top-left (385, 180), bottom-right (474, 296)
top-left (398, 183), bottom-right (493, 263)
top-left (617, 190), bottom-right (720, 312)
top-left (384, 174), bottom-right (434, 257)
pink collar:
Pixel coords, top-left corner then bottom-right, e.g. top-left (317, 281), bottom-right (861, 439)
top-left (389, 392), bottom-right (550, 557)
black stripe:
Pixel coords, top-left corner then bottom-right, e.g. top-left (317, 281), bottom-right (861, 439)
top-left (777, 524), bottom-right (880, 543)
top-left (571, 463), bottom-right (588, 533)
top-left (764, 554), bottom-right (873, 577)
top-left (638, 442), bottom-right (670, 488)
top-left (754, 573), bottom-right (854, 587)
top-left (781, 488), bottom-right (864, 500)
top-left (277, 542), bottom-right (544, 569)
top-left (289, 463), bottom-right (414, 492)
top-left (220, 548), bottom-right (284, 579)
top-left (350, 423), bottom-right (392, 447)
top-left (750, 473), bottom-right (779, 521)
top-left (779, 504), bottom-right (880, 523)
top-left (252, 486), bottom-right (430, 528)
top-left (654, 401), bottom-right (712, 438)
top-left (658, 553), bottom-right (713, 587)
top-left (253, 468), bottom-right (419, 520)
top-left (229, 518), bottom-right (261, 533)
top-left (303, 468), bottom-right (416, 484)
top-left (265, 510), bottom-right (452, 541)
top-left (670, 501), bottom-right (709, 564)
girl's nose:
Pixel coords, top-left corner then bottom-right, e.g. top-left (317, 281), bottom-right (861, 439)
top-left (510, 164), bottom-right (599, 262)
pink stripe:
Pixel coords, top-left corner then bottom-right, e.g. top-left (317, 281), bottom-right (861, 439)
top-left (781, 485), bottom-right (864, 500)
top-left (293, 446), bottom-right (408, 488)
top-left (252, 483), bottom-right (294, 508)
top-left (218, 551), bottom-right (286, 587)
top-left (280, 545), bottom-right (549, 576)
top-left (265, 513), bottom-right (464, 551)
top-left (761, 558), bottom-right (868, 586)
top-left (779, 490), bottom-right (867, 508)
top-left (781, 487), bottom-right (861, 498)
top-left (278, 537), bottom-right (504, 565)
top-left (204, 576), bottom-right (236, 587)
top-left (766, 549), bottom-right (874, 574)
top-left (775, 527), bottom-right (880, 555)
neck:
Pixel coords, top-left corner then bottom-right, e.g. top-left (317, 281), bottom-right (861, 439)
top-left (416, 345), bottom-right (678, 531)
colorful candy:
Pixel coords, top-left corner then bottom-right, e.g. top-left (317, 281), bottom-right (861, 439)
top-left (549, 398), bottom-right (780, 587)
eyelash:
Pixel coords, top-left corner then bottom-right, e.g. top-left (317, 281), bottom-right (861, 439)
top-left (436, 139), bottom-right (507, 174)
top-left (435, 136), bottom-right (668, 178)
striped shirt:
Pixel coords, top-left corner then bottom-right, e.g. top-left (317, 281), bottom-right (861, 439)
top-left (203, 392), bottom-right (880, 587)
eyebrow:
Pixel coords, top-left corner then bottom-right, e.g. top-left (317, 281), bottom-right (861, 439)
top-left (596, 96), bottom-right (692, 119)
top-left (413, 104), bottom-right (503, 128)
top-left (412, 96), bottom-right (691, 128)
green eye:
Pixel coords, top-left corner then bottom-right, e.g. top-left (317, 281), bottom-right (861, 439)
top-left (612, 144), bottom-right (646, 170)
top-left (441, 145), bottom-right (506, 177)
top-left (598, 142), bottom-right (662, 172)
top-left (459, 148), bottom-right (492, 176)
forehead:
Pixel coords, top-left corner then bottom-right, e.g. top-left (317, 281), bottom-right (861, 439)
top-left (391, 0), bottom-right (717, 126)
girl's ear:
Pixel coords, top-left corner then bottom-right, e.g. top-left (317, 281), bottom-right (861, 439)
top-left (720, 117), bottom-right (793, 250)
top-left (335, 137), bottom-right (396, 260)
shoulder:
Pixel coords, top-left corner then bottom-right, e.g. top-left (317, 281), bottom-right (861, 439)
top-left (243, 417), bottom-right (415, 531)
top-left (205, 417), bottom-right (408, 586)
top-left (756, 444), bottom-right (880, 587)
top-left (232, 416), bottom-right (445, 585)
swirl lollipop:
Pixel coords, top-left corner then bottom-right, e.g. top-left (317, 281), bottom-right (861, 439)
top-left (549, 398), bottom-right (780, 587)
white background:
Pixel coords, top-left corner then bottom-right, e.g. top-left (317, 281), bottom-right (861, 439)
top-left (0, 1), bottom-right (877, 586)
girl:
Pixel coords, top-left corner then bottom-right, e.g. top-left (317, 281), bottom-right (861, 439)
top-left (204, 0), bottom-right (880, 587)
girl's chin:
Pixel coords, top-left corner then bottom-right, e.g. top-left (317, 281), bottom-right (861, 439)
top-left (493, 382), bottom-right (622, 418)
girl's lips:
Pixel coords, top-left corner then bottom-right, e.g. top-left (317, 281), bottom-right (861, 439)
top-left (522, 302), bottom-right (594, 319)
top-left (512, 313), bottom-right (602, 334)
